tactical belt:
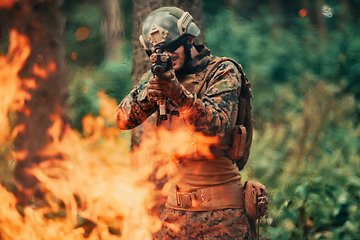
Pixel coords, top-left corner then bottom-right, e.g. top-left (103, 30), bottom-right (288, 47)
top-left (167, 184), bottom-right (245, 211)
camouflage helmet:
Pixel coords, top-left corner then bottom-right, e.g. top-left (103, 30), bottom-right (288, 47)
top-left (139, 7), bottom-right (201, 56)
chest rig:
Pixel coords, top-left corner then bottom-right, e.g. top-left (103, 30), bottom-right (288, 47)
top-left (159, 57), bottom-right (253, 170)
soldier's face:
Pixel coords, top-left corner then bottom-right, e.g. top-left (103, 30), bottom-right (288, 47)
top-left (165, 45), bottom-right (185, 71)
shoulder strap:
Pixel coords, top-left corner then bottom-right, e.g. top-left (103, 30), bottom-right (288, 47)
top-left (196, 57), bottom-right (253, 125)
top-left (196, 57), bottom-right (254, 166)
top-left (195, 57), bottom-right (226, 99)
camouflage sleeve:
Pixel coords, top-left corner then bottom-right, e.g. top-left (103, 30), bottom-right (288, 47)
top-left (172, 61), bottom-right (241, 137)
top-left (115, 71), bottom-right (158, 130)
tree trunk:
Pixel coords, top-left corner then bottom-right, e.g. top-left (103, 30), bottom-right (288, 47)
top-left (303, 0), bottom-right (327, 38)
top-left (102, 0), bottom-right (122, 60)
top-left (7, 0), bottom-right (68, 204)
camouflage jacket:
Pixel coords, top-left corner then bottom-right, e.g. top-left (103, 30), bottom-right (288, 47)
top-left (115, 45), bottom-right (242, 138)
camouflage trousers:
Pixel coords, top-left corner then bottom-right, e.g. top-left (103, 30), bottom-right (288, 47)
top-left (154, 207), bottom-right (251, 240)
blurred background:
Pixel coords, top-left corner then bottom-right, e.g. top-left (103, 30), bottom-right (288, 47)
top-left (1, 0), bottom-right (360, 239)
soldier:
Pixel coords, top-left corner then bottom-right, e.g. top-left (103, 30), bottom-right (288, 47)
top-left (116, 6), bottom-right (252, 239)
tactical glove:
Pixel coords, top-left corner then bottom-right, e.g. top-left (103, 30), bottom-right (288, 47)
top-left (143, 75), bottom-right (160, 103)
top-left (146, 70), bottom-right (194, 111)
top-left (146, 70), bottom-right (181, 99)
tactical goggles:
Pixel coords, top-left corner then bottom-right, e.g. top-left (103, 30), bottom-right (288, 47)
top-left (163, 36), bottom-right (185, 53)
top-left (146, 36), bottom-right (185, 57)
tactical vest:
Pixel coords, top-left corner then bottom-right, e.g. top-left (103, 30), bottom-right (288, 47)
top-left (178, 57), bottom-right (254, 171)
top-left (162, 57), bottom-right (254, 211)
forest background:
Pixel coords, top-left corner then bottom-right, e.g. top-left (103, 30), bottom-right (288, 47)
top-left (0, 0), bottom-right (360, 239)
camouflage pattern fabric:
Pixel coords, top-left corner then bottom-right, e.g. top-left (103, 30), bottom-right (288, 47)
top-left (116, 45), bottom-right (248, 239)
top-left (115, 45), bottom-right (242, 139)
top-left (154, 207), bottom-right (251, 240)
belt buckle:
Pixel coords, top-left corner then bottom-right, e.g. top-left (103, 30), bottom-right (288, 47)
top-left (177, 192), bottom-right (196, 208)
top-left (176, 193), bottom-right (183, 206)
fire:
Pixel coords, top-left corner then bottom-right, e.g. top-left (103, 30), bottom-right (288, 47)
top-left (27, 118), bottom-right (162, 239)
top-left (0, 28), bottom-right (162, 239)
top-left (0, 28), bottom-right (218, 240)
top-left (0, 30), bottom-right (36, 146)
top-left (157, 126), bottom-right (218, 159)
top-left (32, 59), bottom-right (57, 79)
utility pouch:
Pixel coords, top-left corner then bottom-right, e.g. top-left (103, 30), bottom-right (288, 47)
top-left (228, 125), bottom-right (247, 160)
top-left (244, 180), bottom-right (269, 240)
top-left (244, 180), bottom-right (269, 221)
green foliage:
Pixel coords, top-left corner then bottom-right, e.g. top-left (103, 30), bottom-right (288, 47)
top-left (64, 2), bottom-right (105, 66)
top-left (67, 47), bottom-right (132, 132)
top-left (96, 40), bottom-right (133, 103)
top-left (205, 4), bottom-right (360, 240)
top-left (68, 66), bottom-right (100, 131)
top-left (248, 90), bottom-right (360, 239)
top-left (65, 1), bottom-right (132, 132)
top-left (63, 1), bottom-right (360, 238)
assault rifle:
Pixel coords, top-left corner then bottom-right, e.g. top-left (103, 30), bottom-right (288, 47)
top-left (149, 46), bottom-right (173, 120)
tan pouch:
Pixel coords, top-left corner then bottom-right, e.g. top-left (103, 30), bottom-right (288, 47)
top-left (244, 180), bottom-right (269, 220)
top-left (228, 125), bottom-right (247, 160)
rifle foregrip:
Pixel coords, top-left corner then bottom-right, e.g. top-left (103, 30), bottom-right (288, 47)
top-left (157, 98), bottom-right (167, 120)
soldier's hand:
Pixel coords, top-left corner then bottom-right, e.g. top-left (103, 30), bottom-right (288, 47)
top-left (145, 75), bottom-right (164, 102)
top-left (147, 70), bottom-right (182, 100)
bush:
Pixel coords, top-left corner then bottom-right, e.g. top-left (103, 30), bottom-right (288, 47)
top-left (205, 7), bottom-right (360, 239)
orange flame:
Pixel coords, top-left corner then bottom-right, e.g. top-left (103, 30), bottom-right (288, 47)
top-left (0, 30), bottom-right (36, 145)
top-left (28, 112), bottom-right (163, 239)
top-left (32, 59), bottom-right (57, 79)
top-left (157, 125), bottom-right (218, 159)
top-left (0, 29), bottom-right (219, 240)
